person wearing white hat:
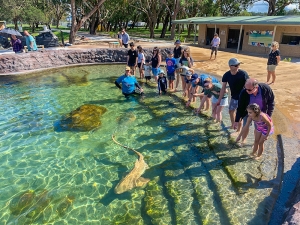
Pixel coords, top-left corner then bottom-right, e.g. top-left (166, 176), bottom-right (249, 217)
top-left (157, 69), bottom-right (167, 94)
top-left (215, 58), bottom-right (249, 133)
top-left (182, 69), bottom-right (198, 100)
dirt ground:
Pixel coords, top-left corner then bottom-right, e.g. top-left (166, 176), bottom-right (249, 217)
top-left (186, 46), bottom-right (300, 139)
top-left (69, 40), bottom-right (300, 139)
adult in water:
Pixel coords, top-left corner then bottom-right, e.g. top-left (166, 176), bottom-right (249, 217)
top-left (115, 66), bottom-right (144, 98)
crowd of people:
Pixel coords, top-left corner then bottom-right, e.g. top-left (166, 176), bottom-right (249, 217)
top-left (115, 36), bottom-right (279, 160)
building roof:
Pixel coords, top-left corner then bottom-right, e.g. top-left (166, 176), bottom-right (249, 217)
top-left (172, 16), bottom-right (300, 26)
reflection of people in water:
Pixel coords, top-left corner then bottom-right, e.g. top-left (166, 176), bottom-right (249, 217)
top-left (115, 66), bottom-right (144, 98)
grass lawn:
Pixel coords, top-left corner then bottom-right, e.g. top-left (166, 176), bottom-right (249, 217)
top-left (5, 23), bottom-right (197, 44)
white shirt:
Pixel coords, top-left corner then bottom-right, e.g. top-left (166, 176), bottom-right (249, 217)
top-left (138, 52), bottom-right (145, 63)
top-left (144, 65), bottom-right (152, 76)
top-left (211, 37), bottom-right (220, 47)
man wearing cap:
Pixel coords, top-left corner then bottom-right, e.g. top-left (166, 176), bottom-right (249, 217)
top-left (234, 78), bottom-right (275, 144)
top-left (216, 58), bottom-right (249, 132)
top-left (121, 28), bottom-right (130, 48)
top-left (115, 66), bottom-right (144, 98)
top-left (186, 73), bottom-right (219, 109)
top-left (127, 42), bottom-right (138, 75)
top-left (210, 33), bottom-right (220, 60)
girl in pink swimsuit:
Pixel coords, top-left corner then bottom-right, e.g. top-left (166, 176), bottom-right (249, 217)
top-left (236, 103), bottom-right (274, 159)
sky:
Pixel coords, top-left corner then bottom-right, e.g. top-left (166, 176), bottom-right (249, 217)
top-left (248, 0), bottom-right (298, 12)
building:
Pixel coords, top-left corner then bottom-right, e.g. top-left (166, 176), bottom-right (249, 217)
top-left (173, 16), bottom-right (300, 57)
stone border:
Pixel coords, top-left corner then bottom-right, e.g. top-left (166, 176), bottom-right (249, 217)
top-left (0, 47), bottom-right (172, 75)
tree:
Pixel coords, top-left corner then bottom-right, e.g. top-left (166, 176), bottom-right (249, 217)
top-left (0, 0), bottom-right (32, 29)
top-left (127, 0), bottom-right (161, 38)
top-left (263, 0), bottom-right (300, 15)
top-left (52, 0), bottom-right (70, 28)
top-left (69, 0), bottom-right (107, 44)
top-left (24, 6), bottom-right (45, 32)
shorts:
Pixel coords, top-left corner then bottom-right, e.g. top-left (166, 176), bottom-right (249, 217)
top-left (212, 96), bottom-right (228, 106)
top-left (175, 58), bottom-right (181, 68)
top-left (229, 98), bottom-right (238, 111)
top-left (123, 43), bottom-right (128, 48)
top-left (128, 62), bottom-right (136, 67)
top-left (267, 65), bottom-right (277, 72)
top-left (138, 63), bottom-right (144, 69)
top-left (211, 46), bottom-right (218, 55)
top-left (167, 72), bottom-right (175, 80)
top-left (242, 115), bottom-right (253, 127)
top-left (152, 68), bottom-right (160, 76)
top-left (145, 76), bottom-right (151, 80)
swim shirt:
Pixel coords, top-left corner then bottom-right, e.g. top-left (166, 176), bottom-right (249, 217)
top-left (116, 75), bottom-right (139, 94)
top-left (166, 57), bottom-right (176, 73)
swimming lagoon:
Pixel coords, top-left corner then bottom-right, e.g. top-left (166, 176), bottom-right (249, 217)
top-left (0, 64), bottom-right (278, 224)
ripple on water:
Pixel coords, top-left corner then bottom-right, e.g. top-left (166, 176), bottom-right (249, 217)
top-left (0, 64), bottom-right (277, 224)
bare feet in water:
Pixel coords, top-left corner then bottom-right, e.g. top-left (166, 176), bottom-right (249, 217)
top-left (254, 156), bottom-right (262, 160)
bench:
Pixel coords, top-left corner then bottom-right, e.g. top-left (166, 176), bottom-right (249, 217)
top-left (108, 42), bottom-right (120, 48)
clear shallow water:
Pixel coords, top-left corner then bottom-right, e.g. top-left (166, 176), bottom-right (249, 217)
top-left (0, 65), bottom-right (277, 225)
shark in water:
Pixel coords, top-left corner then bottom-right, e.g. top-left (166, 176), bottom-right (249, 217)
top-left (112, 134), bottom-right (150, 194)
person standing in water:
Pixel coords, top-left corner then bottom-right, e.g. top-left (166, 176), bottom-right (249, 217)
top-left (115, 66), bottom-right (144, 98)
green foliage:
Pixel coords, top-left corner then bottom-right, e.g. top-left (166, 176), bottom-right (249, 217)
top-left (24, 6), bottom-right (45, 31)
top-left (283, 57), bottom-right (292, 62)
top-left (174, 35), bottom-right (185, 43)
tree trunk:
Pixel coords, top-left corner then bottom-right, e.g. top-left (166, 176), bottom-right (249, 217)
top-left (187, 24), bottom-right (193, 38)
top-left (89, 16), bottom-right (96, 35)
top-left (160, 12), bottom-right (170, 38)
top-left (32, 23), bottom-right (35, 33)
top-left (69, 0), bottom-right (77, 44)
top-left (168, 15), bottom-right (172, 31)
top-left (149, 20), bottom-right (155, 38)
top-left (13, 18), bottom-right (18, 30)
top-left (69, 0), bottom-right (106, 44)
top-left (156, 17), bottom-right (160, 29)
top-left (169, 0), bottom-right (181, 39)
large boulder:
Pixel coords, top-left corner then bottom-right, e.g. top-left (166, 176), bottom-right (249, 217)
top-left (55, 104), bottom-right (107, 132)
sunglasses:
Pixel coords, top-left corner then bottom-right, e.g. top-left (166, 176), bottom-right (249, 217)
top-left (230, 64), bottom-right (240, 67)
top-left (244, 86), bottom-right (256, 92)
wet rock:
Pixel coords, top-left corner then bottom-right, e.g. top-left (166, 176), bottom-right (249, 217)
top-left (9, 190), bottom-right (35, 215)
top-left (55, 104), bottom-right (107, 132)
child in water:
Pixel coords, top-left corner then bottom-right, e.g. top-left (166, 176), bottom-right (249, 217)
top-left (236, 103), bottom-right (274, 159)
top-left (157, 69), bottom-right (167, 94)
top-left (144, 59), bottom-right (152, 83)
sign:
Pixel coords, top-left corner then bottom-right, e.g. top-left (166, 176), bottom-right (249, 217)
top-left (248, 30), bottom-right (273, 47)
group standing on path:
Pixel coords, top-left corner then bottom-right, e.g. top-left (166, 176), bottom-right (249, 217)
top-left (114, 33), bottom-right (278, 159)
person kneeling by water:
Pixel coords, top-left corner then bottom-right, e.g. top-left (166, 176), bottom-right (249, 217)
top-left (115, 66), bottom-right (144, 98)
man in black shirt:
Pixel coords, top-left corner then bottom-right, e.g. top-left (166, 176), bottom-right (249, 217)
top-left (174, 40), bottom-right (183, 91)
top-left (127, 42), bottom-right (138, 75)
top-left (216, 58), bottom-right (249, 133)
